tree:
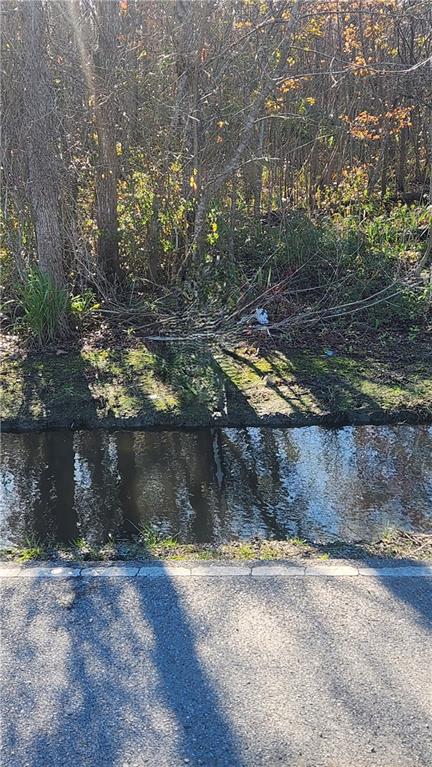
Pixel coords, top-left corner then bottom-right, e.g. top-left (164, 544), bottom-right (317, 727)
top-left (21, 0), bottom-right (64, 288)
top-left (93, 0), bottom-right (122, 282)
top-left (1, 0), bottom-right (430, 310)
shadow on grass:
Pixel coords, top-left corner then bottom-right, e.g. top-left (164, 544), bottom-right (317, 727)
top-left (16, 354), bottom-right (101, 428)
top-left (3, 341), bottom-right (430, 432)
top-left (150, 342), bottom-right (260, 425)
top-left (222, 347), bottom-right (388, 418)
top-left (222, 347), bottom-right (308, 414)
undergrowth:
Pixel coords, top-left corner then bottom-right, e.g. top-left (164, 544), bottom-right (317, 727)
top-left (3, 204), bottom-right (430, 346)
top-left (18, 269), bottom-right (68, 345)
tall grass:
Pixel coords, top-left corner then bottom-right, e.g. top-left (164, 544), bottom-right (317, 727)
top-left (19, 269), bottom-right (69, 345)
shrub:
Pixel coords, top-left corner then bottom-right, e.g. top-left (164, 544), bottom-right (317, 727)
top-left (70, 289), bottom-right (101, 324)
top-left (19, 269), bottom-right (69, 345)
top-left (200, 206), bottom-right (430, 330)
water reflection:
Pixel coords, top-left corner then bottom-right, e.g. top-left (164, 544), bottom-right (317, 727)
top-left (1, 425), bottom-right (431, 546)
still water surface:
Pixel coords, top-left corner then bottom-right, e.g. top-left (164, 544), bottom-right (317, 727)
top-left (1, 424), bottom-right (431, 546)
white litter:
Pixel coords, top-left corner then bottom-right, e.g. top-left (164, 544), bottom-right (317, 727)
top-left (255, 307), bottom-right (269, 325)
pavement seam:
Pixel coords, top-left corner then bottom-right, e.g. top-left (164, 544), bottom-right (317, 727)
top-left (0, 563), bottom-right (431, 578)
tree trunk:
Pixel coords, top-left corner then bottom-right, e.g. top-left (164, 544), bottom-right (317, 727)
top-left (94, 0), bottom-right (120, 282)
top-left (396, 125), bottom-right (408, 194)
top-left (22, 1), bottom-right (64, 288)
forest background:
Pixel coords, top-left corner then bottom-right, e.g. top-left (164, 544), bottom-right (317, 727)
top-left (1, 0), bottom-right (431, 429)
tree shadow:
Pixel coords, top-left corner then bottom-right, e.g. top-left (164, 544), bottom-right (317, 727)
top-left (221, 347), bottom-right (392, 424)
top-left (221, 347), bottom-right (306, 414)
top-left (16, 354), bottom-right (101, 429)
top-left (10, 348), bottom-right (175, 431)
top-left (263, 566), bottom-right (431, 763)
top-left (286, 360), bottom-right (391, 420)
top-left (379, 568), bottom-right (432, 630)
top-left (1, 567), bottom-right (245, 767)
top-left (150, 342), bottom-right (260, 426)
top-left (1, 554), bottom-right (430, 766)
top-left (298, 539), bottom-right (432, 630)
top-left (5, 341), bottom-right (430, 434)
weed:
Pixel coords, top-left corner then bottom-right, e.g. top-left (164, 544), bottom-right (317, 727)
top-left (72, 537), bottom-right (87, 551)
top-left (381, 526), bottom-right (397, 543)
top-left (137, 522), bottom-right (178, 551)
top-left (259, 544), bottom-right (279, 560)
top-left (290, 536), bottom-right (307, 547)
top-left (138, 522), bottom-right (161, 547)
top-left (17, 536), bottom-right (43, 562)
top-left (195, 550), bottom-right (217, 560)
top-left (71, 536), bottom-right (100, 560)
top-left (317, 552), bottom-right (330, 560)
top-left (18, 269), bottom-right (68, 344)
top-left (235, 543), bottom-right (255, 560)
top-left (158, 537), bottom-right (178, 550)
top-left (70, 289), bottom-right (100, 324)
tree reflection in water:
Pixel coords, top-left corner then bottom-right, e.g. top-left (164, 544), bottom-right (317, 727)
top-left (1, 425), bottom-right (431, 547)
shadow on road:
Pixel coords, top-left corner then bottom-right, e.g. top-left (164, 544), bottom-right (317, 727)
top-left (1, 568), bottom-right (244, 767)
top-left (1, 552), bottom-right (431, 766)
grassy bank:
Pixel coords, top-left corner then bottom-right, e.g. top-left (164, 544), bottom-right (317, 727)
top-left (1, 332), bottom-right (431, 430)
top-left (1, 531), bottom-right (431, 565)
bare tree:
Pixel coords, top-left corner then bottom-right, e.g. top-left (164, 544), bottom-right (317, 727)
top-left (1, 0), bottom-right (431, 310)
top-left (93, 0), bottom-right (121, 282)
top-left (21, 0), bottom-right (64, 287)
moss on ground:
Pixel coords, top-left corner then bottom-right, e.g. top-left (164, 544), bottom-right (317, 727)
top-left (216, 347), bottom-right (432, 420)
top-left (1, 340), bottom-right (431, 429)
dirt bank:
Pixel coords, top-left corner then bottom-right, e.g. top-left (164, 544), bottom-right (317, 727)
top-left (1, 336), bottom-right (431, 431)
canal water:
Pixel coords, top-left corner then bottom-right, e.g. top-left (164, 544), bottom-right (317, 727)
top-left (0, 424), bottom-right (431, 547)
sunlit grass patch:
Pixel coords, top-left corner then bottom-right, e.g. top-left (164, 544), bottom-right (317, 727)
top-left (233, 543), bottom-right (255, 560)
top-left (125, 347), bottom-right (157, 370)
top-left (135, 522), bottom-right (179, 553)
top-left (17, 536), bottom-right (43, 562)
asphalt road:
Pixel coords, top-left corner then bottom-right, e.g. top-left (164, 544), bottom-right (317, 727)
top-left (1, 574), bottom-right (431, 767)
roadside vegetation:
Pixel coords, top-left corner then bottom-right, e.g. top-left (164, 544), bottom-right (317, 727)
top-left (1, 530), bottom-right (431, 564)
